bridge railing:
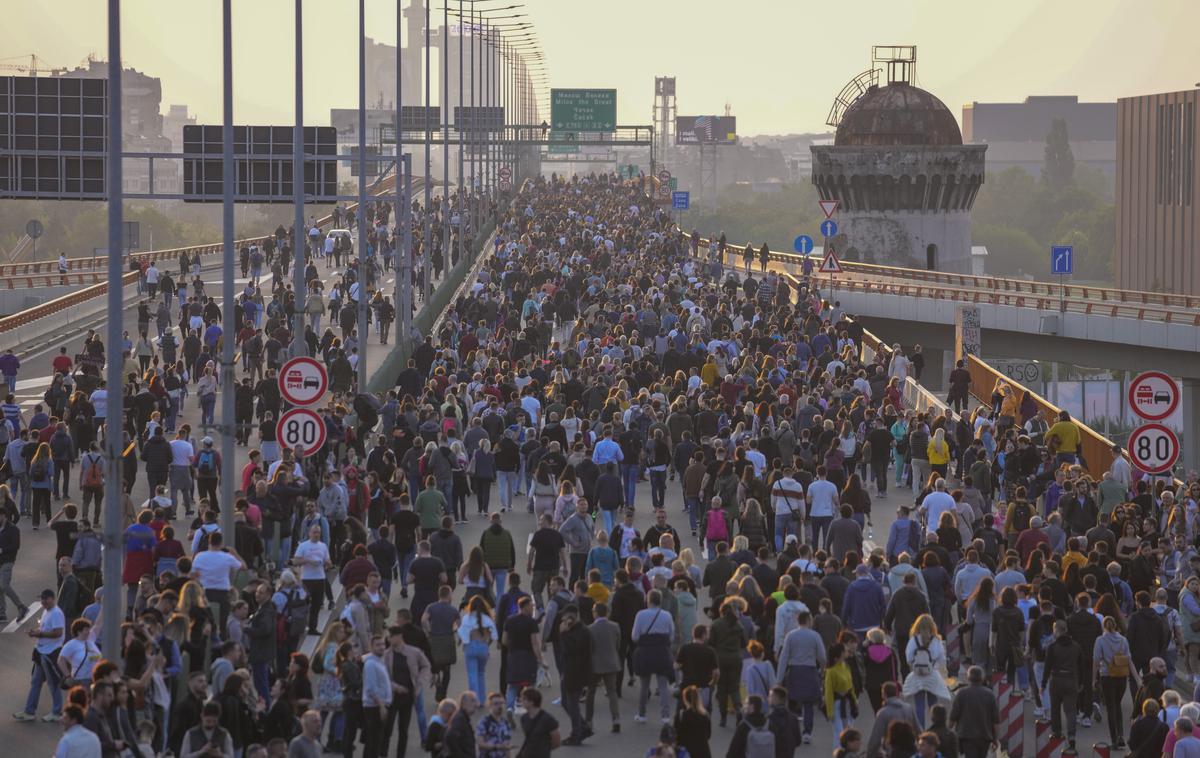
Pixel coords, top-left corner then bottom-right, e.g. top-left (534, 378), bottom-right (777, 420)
top-left (679, 230), bottom-right (1200, 324)
top-left (0, 174), bottom-right (418, 336)
top-left (965, 354), bottom-right (1117, 479)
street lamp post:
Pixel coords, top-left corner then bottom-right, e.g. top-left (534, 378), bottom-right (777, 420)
top-left (292, 0), bottom-right (306, 359)
top-left (220, 0), bottom-right (236, 537)
top-left (357, 0), bottom-right (368, 389)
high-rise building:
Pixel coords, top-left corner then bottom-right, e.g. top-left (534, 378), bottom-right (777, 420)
top-left (962, 96), bottom-right (1116, 178)
top-left (1114, 88), bottom-right (1199, 294)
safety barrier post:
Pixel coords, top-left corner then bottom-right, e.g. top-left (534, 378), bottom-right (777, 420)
top-left (996, 674), bottom-right (1023, 758)
top-left (944, 625), bottom-right (961, 677)
top-left (1091, 743), bottom-right (1109, 758)
top-left (1035, 719), bottom-right (1066, 758)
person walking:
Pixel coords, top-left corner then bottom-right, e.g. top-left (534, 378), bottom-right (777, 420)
top-left (1040, 619), bottom-right (1081, 750)
top-left (1094, 614), bottom-right (1137, 749)
top-left (0, 508), bottom-right (28, 624)
top-left (12, 588), bottom-right (66, 723)
top-left (949, 666), bottom-right (1000, 758)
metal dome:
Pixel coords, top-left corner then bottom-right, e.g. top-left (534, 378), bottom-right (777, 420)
top-left (834, 82), bottom-right (963, 147)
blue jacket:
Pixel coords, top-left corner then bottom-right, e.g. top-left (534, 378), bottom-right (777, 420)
top-left (842, 576), bottom-right (886, 632)
top-left (885, 517), bottom-right (919, 562)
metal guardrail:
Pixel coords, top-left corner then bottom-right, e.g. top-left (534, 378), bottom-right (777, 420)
top-left (678, 230), bottom-right (1200, 325)
top-left (0, 174), bottom-right (423, 335)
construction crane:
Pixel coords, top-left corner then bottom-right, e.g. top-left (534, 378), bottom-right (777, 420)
top-left (0, 54), bottom-right (67, 77)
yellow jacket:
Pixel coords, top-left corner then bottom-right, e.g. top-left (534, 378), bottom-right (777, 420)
top-left (1061, 550), bottom-right (1087, 579)
top-left (824, 661), bottom-right (854, 717)
top-left (1047, 420), bottom-right (1081, 453)
top-left (700, 361), bottom-right (719, 386)
top-left (927, 440), bottom-right (951, 466)
top-left (1000, 392), bottom-right (1021, 419)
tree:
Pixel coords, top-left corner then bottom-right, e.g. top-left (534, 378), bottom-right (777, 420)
top-left (1042, 118), bottom-right (1075, 191)
top-left (972, 223), bottom-right (1043, 276)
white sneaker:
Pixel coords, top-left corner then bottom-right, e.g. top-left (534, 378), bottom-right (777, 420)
top-left (661, 717), bottom-right (672, 725)
top-left (633, 714), bottom-right (647, 723)
top-left (802, 734), bottom-right (813, 744)
top-left (551, 697), bottom-right (561, 706)
top-left (1033, 707), bottom-right (1045, 718)
top-left (1081, 717), bottom-right (1093, 728)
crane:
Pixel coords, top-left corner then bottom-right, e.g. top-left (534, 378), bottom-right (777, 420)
top-left (0, 54), bottom-right (67, 77)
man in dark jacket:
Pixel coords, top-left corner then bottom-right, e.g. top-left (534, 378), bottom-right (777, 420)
top-left (609, 570), bottom-right (645, 698)
top-left (440, 691), bottom-right (477, 758)
top-left (1041, 619), bottom-right (1081, 746)
top-left (883, 571), bottom-right (930, 674)
top-left (49, 423), bottom-right (75, 500)
top-left (1065, 593), bottom-right (1103, 729)
top-left (949, 667), bottom-right (1000, 758)
top-left (558, 606), bottom-right (593, 745)
top-left (141, 427), bottom-right (172, 497)
top-left (1127, 591), bottom-right (1170, 673)
top-left (767, 686), bottom-right (802, 757)
top-left (1128, 700), bottom-right (1170, 758)
top-left (245, 583), bottom-right (278, 707)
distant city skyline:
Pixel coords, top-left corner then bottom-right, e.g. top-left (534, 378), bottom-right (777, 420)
top-left (3, 0), bottom-right (1196, 135)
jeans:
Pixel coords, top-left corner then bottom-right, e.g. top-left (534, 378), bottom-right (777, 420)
top-left (0, 563), bottom-right (24, 619)
top-left (600, 509), bottom-right (615, 536)
top-left (809, 516), bottom-right (833, 548)
top-left (775, 512), bottom-right (799, 551)
top-left (894, 452), bottom-right (907, 484)
top-left (31, 488), bottom-right (51, 527)
top-left (465, 640), bottom-right (489, 699)
top-left (914, 690), bottom-right (932, 729)
top-left (252, 662), bottom-right (272, 708)
top-left (649, 469), bottom-right (667, 510)
top-left (10, 472), bottom-right (29, 514)
top-left (438, 480), bottom-right (454, 517)
top-left (169, 465), bottom-right (193, 515)
top-left (911, 458), bottom-right (931, 491)
top-left (2, 374), bottom-right (14, 394)
top-left (871, 459), bottom-right (888, 493)
top-left (24, 651), bottom-right (63, 716)
top-left (685, 497), bottom-right (701, 533)
top-left (200, 393), bottom-right (216, 427)
top-left (492, 569), bottom-right (508, 599)
top-left (497, 470), bottom-right (519, 510)
top-left (638, 674), bottom-right (672, 720)
top-left (53, 461), bottom-right (71, 499)
top-left (562, 683), bottom-right (585, 738)
top-left (398, 548), bottom-right (416, 589)
top-left (620, 464), bottom-right (639, 507)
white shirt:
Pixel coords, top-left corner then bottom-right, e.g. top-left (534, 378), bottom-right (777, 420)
top-left (923, 491), bottom-right (956, 532)
top-left (745, 450), bottom-right (767, 478)
top-left (807, 479), bottom-right (838, 518)
top-left (772, 477), bottom-right (805, 516)
top-left (191, 549), bottom-right (242, 591)
top-left (35, 605), bottom-right (66, 654)
top-left (169, 438), bottom-right (195, 466)
top-left (293, 540), bottom-right (331, 582)
top-left (59, 638), bottom-right (102, 682)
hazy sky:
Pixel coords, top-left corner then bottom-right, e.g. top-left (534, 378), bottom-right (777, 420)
top-left (4, 0), bottom-right (1197, 135)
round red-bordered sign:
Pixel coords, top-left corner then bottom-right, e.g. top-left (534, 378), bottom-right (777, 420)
top-left (1127, 370), bottom-right (1180, 421)
top-left (1127, 422), bottom-right (1180, 475)
top-left (279, 356), bottom-right (329, 406)
top-left (276, 408), bottom-right (328, 459)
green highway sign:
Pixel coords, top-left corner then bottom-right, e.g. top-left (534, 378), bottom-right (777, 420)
top-left (551, 88), bottom-right (617, 132)
top-left (547, 130), bottom-right (578, 154)
top-left (669, 177), bottom-right (678, 190)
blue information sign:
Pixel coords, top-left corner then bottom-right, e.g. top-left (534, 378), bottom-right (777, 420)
top-left (793, 235), bottom-right (814, 254)
top-left (1051, 245), bottom-right (1073, 275)
top-left (671, 191), bottom-right (690, 210)
top-left (820, 219), bottom-right (839, 238)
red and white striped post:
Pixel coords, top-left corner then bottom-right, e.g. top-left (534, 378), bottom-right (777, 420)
top-left (997, 675), bottom-right (1024, 758)
top-left (945, 625), bottom-right (962, 677)
top-left (1092, 743), bottom-right (1110, 758)
top-left (1035, 720), bottom-right (1065, 758)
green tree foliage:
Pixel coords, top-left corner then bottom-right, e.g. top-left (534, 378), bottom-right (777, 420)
top-left (972, 166), bottom-right (1114, 281)
top-left (1042, 118), bottom-right (1075, 191)
top-left (681, 182), bottom-right (822, 253)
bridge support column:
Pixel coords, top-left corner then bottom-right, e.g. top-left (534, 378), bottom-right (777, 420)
top-left (1184, 378), bottom-right (1200, 473)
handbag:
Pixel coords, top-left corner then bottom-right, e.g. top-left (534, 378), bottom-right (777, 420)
top-left (466, 452), bottom-right (478, 477)
top-left (1108, 653), bottom-right (1132, 678)
top-left (60, 650), bottom-right (87, 690)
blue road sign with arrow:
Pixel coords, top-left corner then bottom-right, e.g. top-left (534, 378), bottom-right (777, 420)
top-left (793, 235), bottom-right (814, 254)
top-left (820, 219), bottom-right (839, 238)
top-left (1051, 245), bottom-right (1073, 275)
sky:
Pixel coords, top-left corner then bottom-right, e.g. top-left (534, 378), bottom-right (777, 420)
top-left (3, 0), bottom-right (1198, 135)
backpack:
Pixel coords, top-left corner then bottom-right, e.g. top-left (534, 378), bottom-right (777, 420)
top-left (746, 720), bottom-right (776, 758)
top-left (197, 449), bottom-right (217, 477)
top-left (277, 589), bottom-right (310, 641)
top-left (705, 510), bottom-right (729, 542)
top-left (196, 524), bottom-right (219, 552)
top-left (30, 459), bottom-right (49, 483)
top-left (912, 638), bottom-right (935, 677)
top-left (82, 454), bottom-right (104, 489)
top-left (1010, 501), bottom-right (1032, 532)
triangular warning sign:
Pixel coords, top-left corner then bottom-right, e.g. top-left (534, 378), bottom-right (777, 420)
top-left (818, 199), bottom-right (839, 219)
top-left (819, 250), bottom-right (843, 274)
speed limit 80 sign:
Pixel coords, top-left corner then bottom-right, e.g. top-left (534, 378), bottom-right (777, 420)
top-left (1128, 422), bottom-right (1180, 475)
top-left (276, 408), bottom-right (327, 459)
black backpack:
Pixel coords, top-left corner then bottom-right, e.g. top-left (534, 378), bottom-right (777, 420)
top-left (1010, 501), bottom-right (1033, 532)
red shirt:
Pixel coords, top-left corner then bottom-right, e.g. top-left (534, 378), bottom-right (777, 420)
top-left (52, 355), bottom-right (73, 376)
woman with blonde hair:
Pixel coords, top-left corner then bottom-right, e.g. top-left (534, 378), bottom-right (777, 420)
top-left (903, 613), bottom-right (952, 728)
top-left (28, 442), bottom-right (55, 527)
top-left (927, 428), bottom-right (951, 478)
top-left (679, 547), bottom-right (703, 587)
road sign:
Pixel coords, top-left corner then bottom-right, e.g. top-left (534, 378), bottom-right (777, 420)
top-left (818, 199), bottom-right (839, 219)
top-left (25, 219), bottom-right (43, 239)
top-left (1127, 371), bottom-right (1180, 421)
top-left (669, 177), bottom-right (678, 191)
top-left (793, 235), bottom-right (814, 255)
top-left (498, 165), bottom-right (512, 180)
top-left (1051, 245), bottom-right (1073, 275)
top-left (658, 169), bottom-right (671, 184)
top-left (278, 356), bottom-right (328, 406)
top-left (658, 183), bottom-right (671, 199)
top-left (276, 408), bottom-right (328, 459)
top-left (820, 219), bottom-right (839, 238)
top-left (550, 88), bottom-right (617, 132)
top-left (671, 191), bottom-right (690, 210)
top-left (1128, 422), bottom-right (1180, 475)
top-left (499, 180), bottom-right (512, 192)
top-left (819, 249), bottom-right (843, 274)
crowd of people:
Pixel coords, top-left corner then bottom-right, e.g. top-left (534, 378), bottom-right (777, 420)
top-left (1, 171), bottom-right (1198, 758)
